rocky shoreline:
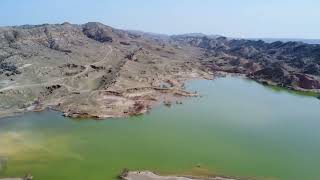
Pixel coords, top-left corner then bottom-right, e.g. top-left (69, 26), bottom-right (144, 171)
top-left (120, 171), bottom-right (237, 180)
top-left (1, 22), bottom-right (320, 119)
top-left (173, 35), bottom-right (320, 94)
top-left (0, 175), bottom-right (32, 180)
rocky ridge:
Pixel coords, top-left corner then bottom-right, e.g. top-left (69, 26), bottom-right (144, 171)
top-left (0, 22), bottom-right (319, 118)
top-left (171, 35), bottom-right (320, 91)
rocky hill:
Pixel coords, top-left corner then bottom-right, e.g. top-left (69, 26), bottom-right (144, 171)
top-left (0, 22), bottom-right (319, 118)
top-left (172, 34), bottom-right (320, 90)
top-left (0, 22), bottom-right (206, 118)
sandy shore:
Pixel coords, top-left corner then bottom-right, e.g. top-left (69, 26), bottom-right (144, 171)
top-left (121, 171), bottom-right (237, 180)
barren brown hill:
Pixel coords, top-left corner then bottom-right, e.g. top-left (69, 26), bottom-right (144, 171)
top-left (0, 22), bottom-right (208, 118)
top-left (0, 22), bottom-right (319, 118)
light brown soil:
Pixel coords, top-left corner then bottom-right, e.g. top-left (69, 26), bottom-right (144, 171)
top-left (0, 22), bottom-right (214, 119)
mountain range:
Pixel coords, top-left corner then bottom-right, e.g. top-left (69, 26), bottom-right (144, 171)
top-left (0, 22), bottom-right (319, 118)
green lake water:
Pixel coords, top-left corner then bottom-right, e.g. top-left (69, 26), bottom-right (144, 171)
top-left (0, 77), bottom-right (320, 180)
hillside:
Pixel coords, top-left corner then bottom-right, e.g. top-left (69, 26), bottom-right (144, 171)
top-left (0, 22), bottom-right (319, 118)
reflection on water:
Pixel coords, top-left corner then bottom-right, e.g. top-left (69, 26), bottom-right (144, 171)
top-left (0, 130), bottom-right (82, 162)
top-left (0, 77), bottom-right (320, 180)
top-left (0, 131), bottom-right (29, 157)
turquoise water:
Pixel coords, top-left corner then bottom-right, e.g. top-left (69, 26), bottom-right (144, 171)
top-left (0, 77), bottom-right (320, 180)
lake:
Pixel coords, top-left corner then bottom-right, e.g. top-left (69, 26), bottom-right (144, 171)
top-left (1, 77), bottom-right (320, 180)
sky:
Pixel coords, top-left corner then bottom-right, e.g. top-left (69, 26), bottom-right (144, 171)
top-left (1, 0), bottom-right (320, 39)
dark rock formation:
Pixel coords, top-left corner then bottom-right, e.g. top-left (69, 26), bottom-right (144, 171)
top-left (0, 62), bottom-right (20, 76)
top-left (82, 22), bottom-right (113, 43)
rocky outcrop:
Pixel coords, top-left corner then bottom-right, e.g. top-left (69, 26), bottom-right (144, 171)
top-left (294, 73), bottom-right (320, 89)
top-left (82, 22), bottom-right (113, 43)
top-left (0, 62), bottom-right (20, 76)
top-left (249, 65), bottom-right (291, 84)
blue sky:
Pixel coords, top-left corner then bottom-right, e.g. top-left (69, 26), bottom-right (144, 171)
top-left (1, 0), bottom-right (319, 39)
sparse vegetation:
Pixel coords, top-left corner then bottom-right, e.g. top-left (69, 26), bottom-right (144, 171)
top-left (0, 22), bottom-right (319, 119)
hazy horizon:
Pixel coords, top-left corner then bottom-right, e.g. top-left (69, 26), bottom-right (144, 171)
top-left (1, 0), bottom-right (320, 39)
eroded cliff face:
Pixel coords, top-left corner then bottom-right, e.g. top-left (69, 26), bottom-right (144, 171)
top-left (0, 22), bottom-right (319, 118)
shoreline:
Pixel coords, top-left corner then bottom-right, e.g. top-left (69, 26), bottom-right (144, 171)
top-left (215, 71), bottom-right (320, 95)
top-left (1, 75), bottom-right (320, 180)
top-left (0, 175), bottom-right (32, 180)
top-left (120, 171), bottom-right (238, 180)
top-left (0, 73), bottom-right (319, 120)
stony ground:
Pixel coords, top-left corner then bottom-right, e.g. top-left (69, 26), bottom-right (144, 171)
top-left (0, 22), bottom-right (319, 119)
top-left (0, 22), bottom-right (210, 118)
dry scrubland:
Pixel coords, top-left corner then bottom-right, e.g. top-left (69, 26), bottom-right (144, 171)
top-left (0, 22), bottom-right (320, 118)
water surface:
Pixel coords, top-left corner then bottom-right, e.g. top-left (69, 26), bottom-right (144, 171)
top-left (0, 77), bottom-right (320, 180)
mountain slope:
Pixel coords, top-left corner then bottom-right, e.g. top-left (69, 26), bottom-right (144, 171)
top-left (0, 22), bottom-right (207, 118)
top-left (172, 34), bottom-right (320, 90)
top-left (0, 22), bottom-right (319, 118)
